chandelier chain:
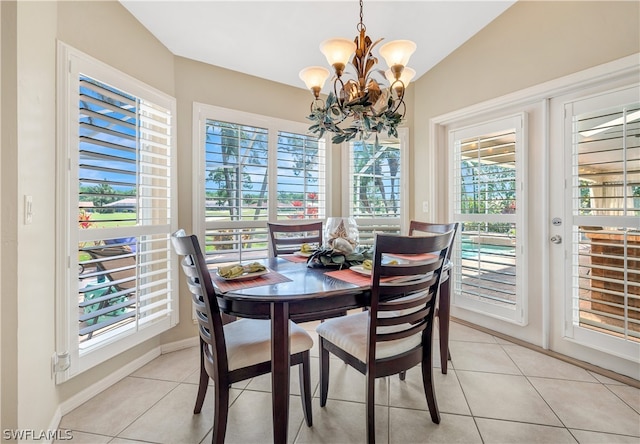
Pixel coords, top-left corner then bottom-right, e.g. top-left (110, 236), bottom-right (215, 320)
top-left (357, 0), bottom-right (365, 32)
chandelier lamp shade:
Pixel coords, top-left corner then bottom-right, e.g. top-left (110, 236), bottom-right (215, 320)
top-left (299, 0), bottom-right (416, 145)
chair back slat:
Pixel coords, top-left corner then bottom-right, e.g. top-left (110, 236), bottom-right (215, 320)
top-left (267, 221), bottom-right (323, 257)
top-left (376, 319), bottom-right (428, 343)
top-left (409, 221), bottom-right (459, 262)
top-left (171, 230), bottom-right (229, 373)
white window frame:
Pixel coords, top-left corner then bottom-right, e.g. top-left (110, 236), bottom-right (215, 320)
top-left (192, 103), bottom-right (330, 258)
top-left (341, 128), bottom-right (409, 240)
top-left (449, 114), bottom-right (528, 325)
top-left (55, 43), bottom-right (179, 382)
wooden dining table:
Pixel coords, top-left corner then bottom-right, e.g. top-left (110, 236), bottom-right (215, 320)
top-left (209, 254), bottom-right (450, 443)
top-left (209, 257), bottom-right (368, 443)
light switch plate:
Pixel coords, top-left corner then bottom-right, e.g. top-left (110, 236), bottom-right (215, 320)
top-left (24, 195), bottom-right (33, 224)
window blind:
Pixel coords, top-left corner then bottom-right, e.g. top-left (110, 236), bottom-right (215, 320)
top-left (77, 75), bottom-right (174, 347)
top-left (344, 138), bottom-right (404, 246)
top-left (203, 120), bottom-right (270, 263)
top-left (453, 127), bottom-right (519, 309)
top-left (348, 140), bottom-right (402, 219)
top-left (276, 131), bottom-right (325, 221)
top-left (196, 107), bottom-right (329, 265)
top-left (572, 102), bottom-right (640, 341)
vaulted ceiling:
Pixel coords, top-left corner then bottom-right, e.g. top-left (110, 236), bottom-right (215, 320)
top-left (120, 1), bottom-right (516, 92)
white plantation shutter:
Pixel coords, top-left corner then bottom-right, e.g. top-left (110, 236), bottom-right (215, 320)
top-left (196, 105), bottom-right (327, 265)
top-left (276, 131), bottom-right (325, 221)
top-left (343, 132), bottom-right (408, 246)
top-left (58, 44), bottom-right (177, 380)
top-left (450, 114), bottom-right (526, 324)
top-left (569, 97), bottom-right (640, 343)
top-left (204, 120), bottom-right (270, 263)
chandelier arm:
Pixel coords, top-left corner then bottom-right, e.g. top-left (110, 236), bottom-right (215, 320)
top-left (310, 98), bottom-right (326, 114)
top-left (333, 77), bottom-right (346, 106)
top-left (389, 98), bottom-right (406, 117)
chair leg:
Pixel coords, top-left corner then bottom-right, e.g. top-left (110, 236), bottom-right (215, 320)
top-left (421, 341), bottom-right (441, 424)
top-left (299, 351), bottom-right (313, 427)
top-left (319, 338), bottom-right (330, 407)
top-left (439, 279), bottom-right (451, 374)
top-left (212, 374), bottom-right (230, 444)
top-left (366, 372), bottom-right (376, 444)
top-left (194, 340), bottom-right (209, 414)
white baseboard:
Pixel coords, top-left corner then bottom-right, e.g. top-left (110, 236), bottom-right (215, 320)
top-left (57, 347), bottom-right (162, 418)
top-left (48, 335), bottom-right (199, 437)
top-left (161, 336), bottom-right (199, 354)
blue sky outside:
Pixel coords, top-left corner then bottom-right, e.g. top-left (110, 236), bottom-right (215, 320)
top-left (203, 122), bottom-right (324, 220)
top-left (79, 75), bottom-right (138, 197)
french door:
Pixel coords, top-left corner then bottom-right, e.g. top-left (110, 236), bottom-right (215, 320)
top-left (549, 85), bottom-right (640, 371)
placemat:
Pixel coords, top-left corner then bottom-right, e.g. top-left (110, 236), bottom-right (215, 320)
top-left (324, 269), bottom-right (374, 286)
top-left (280, 254), bottom-right (309, 263)
top-left (325, 268), bottom-right (425, 286)
top-left (211, 270), bottom-right (292, 293)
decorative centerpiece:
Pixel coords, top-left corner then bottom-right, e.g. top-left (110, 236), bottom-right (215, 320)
top-left (325, 217), bottom-right (359, 253)
top-left (308, 218), bottom-right (370, 269)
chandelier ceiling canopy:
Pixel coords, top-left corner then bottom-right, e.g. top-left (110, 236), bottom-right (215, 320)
top-left (300, 0), bottom-right (416, 145)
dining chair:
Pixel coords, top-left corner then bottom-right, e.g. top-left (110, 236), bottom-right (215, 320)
top-left (170, 230), bottom-right (314, 444)
top-left (408, 220), bottom-right (459, 374)
top-left (316, 231), bottom-right (454, 444)
top-left (267, 221), bottom-right (323, 257)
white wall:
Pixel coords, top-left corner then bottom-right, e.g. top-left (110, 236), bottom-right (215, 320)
top-left (1, 0), bottom-right (19, 432)
top-left (0, 0), bottom-right (177, 432)
top-left (412, 0), bottom-right (639, 363)
top-left (15, 1), bottom-right (59, 429)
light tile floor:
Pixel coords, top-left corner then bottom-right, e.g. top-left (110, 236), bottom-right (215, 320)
top-left (58, 320), bottom-right (640, 444)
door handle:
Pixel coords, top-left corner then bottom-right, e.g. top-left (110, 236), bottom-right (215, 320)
top-left (550, 235), bottom-right (562, 244)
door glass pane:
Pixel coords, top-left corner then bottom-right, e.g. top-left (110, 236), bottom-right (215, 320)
top-left (454, 127), bottom-right (518, 309)
top-left (572, 102), bottom-right (640, 342)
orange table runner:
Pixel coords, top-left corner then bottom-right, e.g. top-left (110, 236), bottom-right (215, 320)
top-left (324, 269), bottom-right (372, 286)
top-left (211, 270), bottom-right (292, 293)
top-left (324, 269), bottom-right (404, 286)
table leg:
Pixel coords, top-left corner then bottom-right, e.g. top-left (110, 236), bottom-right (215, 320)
top-left (271, 302), bottom-right (290, 443)
top-left (439, 276), bottom-right (451, 374)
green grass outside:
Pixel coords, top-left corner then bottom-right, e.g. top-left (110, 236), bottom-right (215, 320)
top-left (83, 211), bottom-right (137, 228)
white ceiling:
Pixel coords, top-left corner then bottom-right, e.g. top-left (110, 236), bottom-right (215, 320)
top-left (120, 1), bottom-right (516, 93)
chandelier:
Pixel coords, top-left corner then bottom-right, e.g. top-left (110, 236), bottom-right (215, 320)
top-left (299, 0), bottom-right (416, 145)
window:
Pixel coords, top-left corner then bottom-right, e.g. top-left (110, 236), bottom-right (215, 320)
top-left (450, 115), bottom-right (527, 324)
top-left (276, 131), bottom-right (325, 220)
top-left (56, 44), bottom-right (178, 381)
top-left (194, 104), bottom-right (327, 264)
top-left (568, 94), bottom-right (640, 345)
top-left (341, 130), bottom-right (408, 246)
